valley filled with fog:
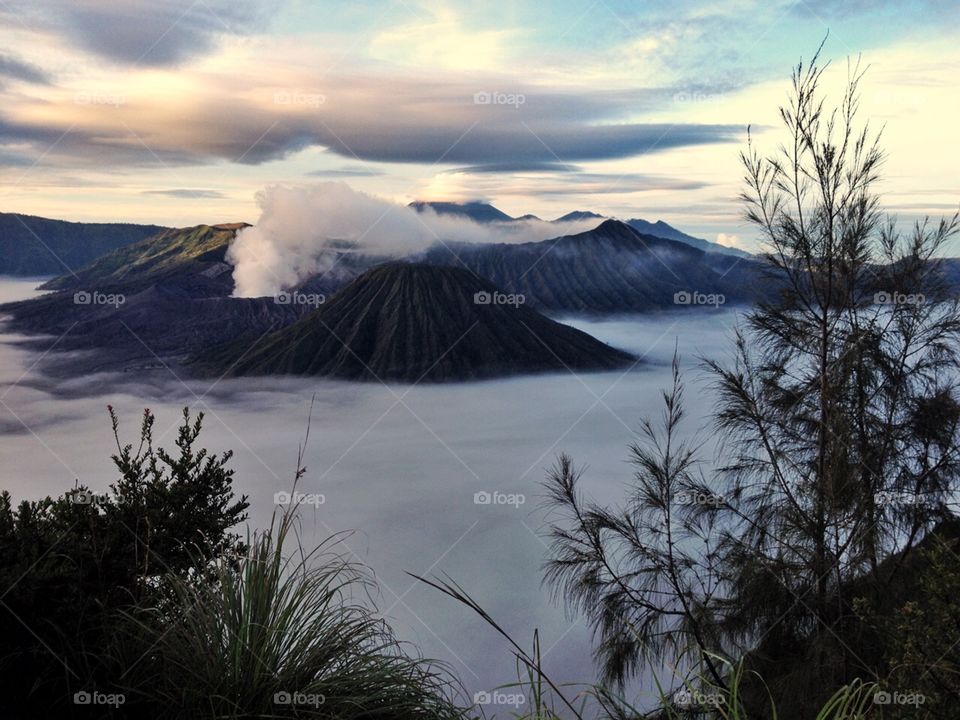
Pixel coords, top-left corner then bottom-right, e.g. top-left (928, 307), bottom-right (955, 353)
top-left (0, 276), bottom-right (742, 702)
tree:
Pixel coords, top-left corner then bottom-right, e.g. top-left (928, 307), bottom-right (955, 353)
top-left (544, 46), bottom-right (960, 717)
top-left (0, 407), bottom-right (248, 717)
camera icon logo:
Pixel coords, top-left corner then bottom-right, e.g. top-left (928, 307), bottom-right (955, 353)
top-left (673, 291), bottom-right (691, 305)
top-left (474, 491), bottom-right (492, 505)
top-left (473, 291), bottom-right (492, 305)
top-left (73, 691), bottom-right (92, 705)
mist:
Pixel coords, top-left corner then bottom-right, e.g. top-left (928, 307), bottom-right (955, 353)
top-left (228, 182), bottom-right (604, 297)
top-left (0, 278), bottom-right (742, 703)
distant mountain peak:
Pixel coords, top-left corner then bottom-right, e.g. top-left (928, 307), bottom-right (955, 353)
top-left (626, 218), bottom-right (749, 258)
top-left (408, 201), bottom-right (513, 223)
top-left (553, 210), bottom-right (606, 222)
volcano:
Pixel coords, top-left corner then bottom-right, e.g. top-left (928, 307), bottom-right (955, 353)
top-left (196, 263), bottom-right (635, 382)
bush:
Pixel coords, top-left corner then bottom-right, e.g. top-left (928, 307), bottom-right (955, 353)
top-left (0, 407), bottom-right (247, 717)
top-left (119, 508), bottom-right (467, 719)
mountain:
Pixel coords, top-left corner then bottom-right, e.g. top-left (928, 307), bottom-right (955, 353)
top-left (626, 218), bottom-right (750, 258)
top-left (40, 223), bottom-right (246, 296)
top-left (0, 283), bottom-right (306, 375)
top-left (548, 211), bottom-right (749, 256)
top-left (0, 222), bottom-right (311, 374)
top-left (408, 201), bottom-right (513, 223)
top-left (0, 213), bottom-right (167, 276)
top-left (422, 219), bottom-right (761, 313)
top-left (195, 263), bottom-right (634, 382)
top-left (553, 210), bottom-right (605, 222)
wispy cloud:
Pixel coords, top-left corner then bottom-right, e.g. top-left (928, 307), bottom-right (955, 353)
top-left (0, 53), bottom-right (49, 84)
top-left (0, 0), bottom-right (271, 65)
top-left (141, 188), bottom-right (227, 199)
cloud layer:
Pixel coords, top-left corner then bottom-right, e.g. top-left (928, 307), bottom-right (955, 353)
top-left (2, 0), bottom-right (269, 66)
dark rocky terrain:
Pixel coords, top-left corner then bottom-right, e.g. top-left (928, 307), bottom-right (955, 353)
top-left (195, 263), bottom-right (635, 382)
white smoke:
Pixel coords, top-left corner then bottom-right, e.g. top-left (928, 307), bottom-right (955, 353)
top-left (228, 182), bottom-right (604, 297)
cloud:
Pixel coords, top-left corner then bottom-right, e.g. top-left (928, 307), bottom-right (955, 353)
top-left (307, 165), bottom-right (387, 178)
top-left (2, 0), bottom-right (270, 66)
top-left (715, 232), bottom-right (743, 249)
top-left (226, 182), bottom-right (606, 297)
top-left (368, 5), bottom-right (522, 72)
top-left (422, 170), bottom-right (708, 201)
top-left (0, 78), bottom-right (741, 170)
top-left (446, 161), bottom-right (580, 173)
top-left (790, 0), bottom-right (957, 19)
top-left (141, 188), bottom-right (228, 199)
top-left (0, 54), bottom-right (50, 84)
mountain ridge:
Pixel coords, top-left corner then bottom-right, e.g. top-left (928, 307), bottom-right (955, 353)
top-left (0, 212), bottom-right (168, 276)
top-left (195, 262), bottom-right (635, 382)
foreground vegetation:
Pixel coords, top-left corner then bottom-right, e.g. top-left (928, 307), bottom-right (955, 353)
top-left (2, 406), bottom-right (953, 718)
top-left (2, 48), bottom-right (958, 719)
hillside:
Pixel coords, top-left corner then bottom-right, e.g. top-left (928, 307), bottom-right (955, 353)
top-left (408, 201), bottom-right (514, 223)
top-left (0, 283), bottom-right (306, 375)
top-left (196, 263), bottom-right (635, 382)
top-left (421, 219), bottom-right (761, 313)
top-left (553, 210), bottom-right (604, 222)
top-left (40, 223), bottom-right (247, 297)
top-left (626, 217), bottom-right (750, 258)
top-left (0, 213), bottom-right (167, 276)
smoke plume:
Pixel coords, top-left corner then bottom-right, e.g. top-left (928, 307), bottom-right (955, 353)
top-left (227, 182), bottom-right (602, 297)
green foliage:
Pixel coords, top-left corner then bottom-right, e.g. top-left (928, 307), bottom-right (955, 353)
top-left (856, 537), bottom-right (960, 719)
top-left (0, 407), bottom-right (248, 717)
top-left (534, 45), bottom-right (960, 719)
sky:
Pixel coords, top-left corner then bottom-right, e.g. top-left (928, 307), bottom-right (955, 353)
top-left (0, 0), bottom-right (958, 251)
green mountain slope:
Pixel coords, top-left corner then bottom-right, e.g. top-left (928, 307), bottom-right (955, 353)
top-left (40, 223), bottom-right (247, 296)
